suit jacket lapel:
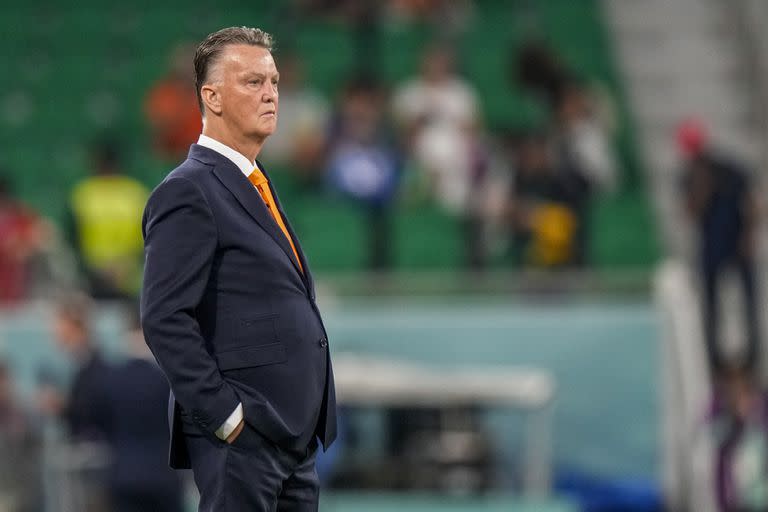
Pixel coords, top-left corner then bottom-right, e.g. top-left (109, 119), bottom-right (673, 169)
top-left (210, 159), bottom-right (306, 282)
top-left (259, 163), bottom-right (315, 294)
top-left (279, 209), bottom-right (314, 295)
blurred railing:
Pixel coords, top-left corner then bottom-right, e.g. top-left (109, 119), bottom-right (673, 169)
top-left (41, 424), bottom-right (111, 512)
top-left (315, 268), bottom-right (653, 298)
top-left (655, 260), bottom-right (715, 512)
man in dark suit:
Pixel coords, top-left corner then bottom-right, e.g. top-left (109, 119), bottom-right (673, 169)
top-left (50, 292), bottom-right (111, 441)
top-left (46, 292), bottom-right (112, 512)
top-left (141, 26), bottom-right (336, 512)
top-left (105, 308), bottom-right (183, 512)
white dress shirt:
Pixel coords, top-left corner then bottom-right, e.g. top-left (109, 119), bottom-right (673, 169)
top-left (198, 133), bottom-right (258, 178)
top-left (196, 133), bottom-right (261, 440)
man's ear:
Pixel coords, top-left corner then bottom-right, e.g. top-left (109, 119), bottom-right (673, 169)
top-left (201, 84), bottom-right (222, 116)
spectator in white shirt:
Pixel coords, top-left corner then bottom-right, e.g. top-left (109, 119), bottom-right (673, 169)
top-left (392, 42), bottom-right (481, 215)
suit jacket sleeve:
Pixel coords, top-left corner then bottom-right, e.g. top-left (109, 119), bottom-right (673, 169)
top-left (140, 176), bottom-right (239, 437)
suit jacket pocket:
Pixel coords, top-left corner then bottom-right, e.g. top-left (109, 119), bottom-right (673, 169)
top-left (215, 342), bottom-right (288, 371)
top-left (231, 313), bottom-right (279, 348)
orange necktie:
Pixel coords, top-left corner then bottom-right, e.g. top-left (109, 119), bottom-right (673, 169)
top-left (248, 168), bottom-right (304, 273)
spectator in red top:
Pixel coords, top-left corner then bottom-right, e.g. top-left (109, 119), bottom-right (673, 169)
top-left (144, 43), bottom-right (202, 161)
top-left (0, 174), bottom-right (47, 304)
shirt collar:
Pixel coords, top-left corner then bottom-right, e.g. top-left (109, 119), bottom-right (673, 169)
top-left (197, 134), bottom-right (257, 177)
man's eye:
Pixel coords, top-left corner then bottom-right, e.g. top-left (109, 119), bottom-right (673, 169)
top-left (249, 80), bottom-right (262, 85)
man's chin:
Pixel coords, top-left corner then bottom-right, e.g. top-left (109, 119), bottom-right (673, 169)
top-left (249, 127), bottom-right (276, 140)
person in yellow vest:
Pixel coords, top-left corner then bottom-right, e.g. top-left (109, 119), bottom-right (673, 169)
top-left (67, 140), bottom-right (148, 299)
top-left (528, 202), bottom-right (578, 267)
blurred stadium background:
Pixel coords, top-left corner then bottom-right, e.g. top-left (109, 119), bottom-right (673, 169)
top-left (0, 0), bottom-right (766, 511)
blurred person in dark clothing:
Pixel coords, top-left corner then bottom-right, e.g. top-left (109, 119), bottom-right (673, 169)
top-left (505, 131), bottom-right (589, 268)
top-left (553, 78), bottom-right (617, 195)
top-left (45, 292), bottom-right (112, 441)
top-left (678, 119), bottom-right (760, 375)
top-left (326, 75), bottom-right (401, 270)
top-left (38, 292), bottom-right (114, 512)
top-left (0, 174), bottom-right (49, 304)
top-left (104, 308), bottom-right (184, 512)
top-left (514, 39), bottom-right (567, 108)
top-left (551, 78), bottom-right (616, 266)
top-left (144, 43), bottom-right (202, 161)
top-left (0, 360), bottom-right (41, 512)
top-left (66, 140), bottom-right (148, 300)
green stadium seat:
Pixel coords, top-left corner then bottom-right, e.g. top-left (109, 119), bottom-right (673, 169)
top-left (2, 0), bottom-right (658, 270)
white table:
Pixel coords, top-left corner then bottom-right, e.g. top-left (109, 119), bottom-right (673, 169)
top-left (333, 354), bottom-right (556, 496)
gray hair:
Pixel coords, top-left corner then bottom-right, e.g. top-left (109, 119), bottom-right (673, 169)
top-left (194, 26), bottom-right (275, 112)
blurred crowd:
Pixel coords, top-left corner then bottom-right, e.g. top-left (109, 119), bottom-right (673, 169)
top-left (0, 137), bottom-right (148, 305)
top-left (0, 34), bottom-right (622, 310)
top-left (0, 294), bottom-right (183, 511)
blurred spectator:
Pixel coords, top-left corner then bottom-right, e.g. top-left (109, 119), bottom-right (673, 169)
top-left (514, 39), bottom-right (567, 108)
top-left (144, 43), bottom-right (202, 161)
top-left (0, 360), bottom-right (41, 512)
top-left (678, 119), bottom-right (759, 374)
top-left (553, 78), bottom-right (618, 196)
top-left (66, 140), bottom-right (148, 300)
top-left (0, 174), bottom-right (49, 304)
top-left (44, 292), bottom-right (111, 441)
top-left (102, 308), bottom-right (183, 512)
top-left (511, 38), bottom-right (622, 268)
top-left (393, 42), bottom-right (480, 212)
top-left (326, 75), bottom-right (401, 270)
top-left (261, 51), bottom-right (330, 185)
top-left (707, 367), bottom-right (768, 512)
top-left (505, 131), bottom-right (589, 268)
top-left (392, 42), bottom-right (488, 267)
top-left (549, 78), bottom-right (617, 266)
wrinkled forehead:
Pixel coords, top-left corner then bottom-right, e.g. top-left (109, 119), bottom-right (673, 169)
top-left (211, 44), bottom-right (277, 79)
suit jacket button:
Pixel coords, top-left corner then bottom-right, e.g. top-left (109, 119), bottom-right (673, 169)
top-left (319, 337), bottom-right (328, 348)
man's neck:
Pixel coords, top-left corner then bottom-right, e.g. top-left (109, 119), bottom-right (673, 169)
top-left (202, 121), bottom-right (265, 163)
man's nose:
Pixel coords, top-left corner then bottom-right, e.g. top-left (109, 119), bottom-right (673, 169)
top-left (262, 85), bottom-right (277, 102)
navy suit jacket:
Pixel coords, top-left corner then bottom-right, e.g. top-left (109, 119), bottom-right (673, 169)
top-left (103, 357), bottom-right (182, 498)
top-left (65, 349), bottom-right (112, 441)
top-left (140, 144), bottom-right (336, 469)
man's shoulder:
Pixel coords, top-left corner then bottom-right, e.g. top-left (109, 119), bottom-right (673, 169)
top-left (165, 155), bottom-right (215, 183)
top-left (148, 155), bottom-right (217, 200)
top-left (143, 159), bottom-right (215, 221)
